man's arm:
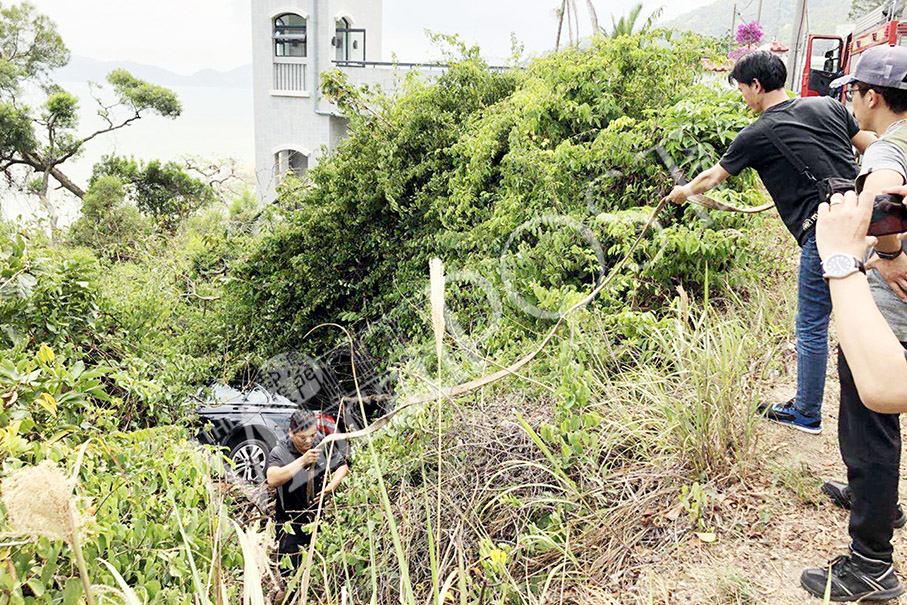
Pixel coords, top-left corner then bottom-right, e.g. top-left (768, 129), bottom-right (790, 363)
top-left (815, 191), bottom-right (907, 412)
top-left (828, 273), bottom-right (907, 411)
top-left (861, 170), bottom-right (907, 301)
top-left (266, 448), bottom-right (320, 488)
top-left (852, 130), bottom-right (878, 155)
top-left (318, 463), bottom-right (350, 497)
top-left (664, 163), bottom-right (731, 205)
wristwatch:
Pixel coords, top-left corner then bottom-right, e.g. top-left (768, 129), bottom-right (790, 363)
top-left (875, 247), bottom-right (905, 261)
top-left (822, 253), bottom-right (866, 280)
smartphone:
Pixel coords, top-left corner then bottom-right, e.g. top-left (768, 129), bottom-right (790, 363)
top-left (870, 194), bottom-right (907, 237)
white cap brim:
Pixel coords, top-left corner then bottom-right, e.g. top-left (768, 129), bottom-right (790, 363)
top-left (830, 73), bottom-right (856, 89)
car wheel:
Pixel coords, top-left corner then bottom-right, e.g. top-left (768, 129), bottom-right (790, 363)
top-left (228, 438), bottom-right (269, 483)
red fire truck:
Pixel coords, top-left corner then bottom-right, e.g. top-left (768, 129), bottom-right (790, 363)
top-left (800, 1), bottom-right (907, 99)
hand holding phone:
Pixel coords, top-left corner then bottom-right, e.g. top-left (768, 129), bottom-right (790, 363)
top-left (870, 193), bottom-right (907, 237)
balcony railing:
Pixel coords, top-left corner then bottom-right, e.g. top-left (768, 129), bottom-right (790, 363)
top-left (273, 57), bottom-right (308, 94)
top-left (333, 60), bottom-right (511, 72)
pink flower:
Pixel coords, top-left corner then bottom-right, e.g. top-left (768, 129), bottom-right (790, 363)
top-left (735, 21), bottom-right (764, 47)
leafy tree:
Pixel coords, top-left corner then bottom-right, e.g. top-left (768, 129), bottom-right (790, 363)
top-left (0, 1), bottom-right (68, 93)
top-left (68, 175), bottom-right (152, 261)
top-left (0, 2), bottom-right (181, 232)
top-left (224, 33), bottom-right (743, 363)
top-left (91, 154), bottom-right (214, 230)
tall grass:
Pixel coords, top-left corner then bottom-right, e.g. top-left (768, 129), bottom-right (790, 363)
top-left (590, 290), bottom-right (771, 478)
top-left (293, 278), bottom-right (791, 604)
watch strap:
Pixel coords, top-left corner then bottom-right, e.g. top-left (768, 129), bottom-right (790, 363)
top-left (876, 247), bottom-right (905, 261)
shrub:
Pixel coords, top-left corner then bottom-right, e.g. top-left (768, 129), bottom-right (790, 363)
top-left (91, 154), bottom-right (215, 231)
top-left (68, 175), bottom-right (153, 261)
top-left (223, 32), bottom-right (750, 372)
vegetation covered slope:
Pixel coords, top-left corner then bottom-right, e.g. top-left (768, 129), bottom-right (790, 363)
top-left (0, 30), bottom-right (800, 603)
top-left (664, 0), bottom-right (850, 43)
top-left (225, 33), bottom-right (762, 370)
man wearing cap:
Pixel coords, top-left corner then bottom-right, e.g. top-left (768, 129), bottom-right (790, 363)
top-left (799, 44), bottom-right (907, 602)
top-left (665, 51), bottom-right (876, 435)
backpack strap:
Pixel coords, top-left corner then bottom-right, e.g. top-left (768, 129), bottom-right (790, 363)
top-left (762, 122), bottom-right (819, 184)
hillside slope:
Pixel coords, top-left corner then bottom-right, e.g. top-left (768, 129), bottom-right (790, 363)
top-left (663, 0), bottom-right (850, 43)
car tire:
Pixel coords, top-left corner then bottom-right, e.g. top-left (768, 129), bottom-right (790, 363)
top-left (228, 438), bottom-right (270, 483)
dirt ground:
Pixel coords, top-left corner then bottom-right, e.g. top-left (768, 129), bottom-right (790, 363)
top-left (650, 349), bottom-right (907, 604)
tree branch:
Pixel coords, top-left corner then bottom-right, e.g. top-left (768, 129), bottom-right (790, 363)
top-left (56, 111), bottom-right (142, 165)
top-left (20, 151), bottom-right (85, 198)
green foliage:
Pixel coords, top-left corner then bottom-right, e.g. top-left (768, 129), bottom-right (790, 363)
top-left (226, 32), bottom-right (743, 368)
top-left (41, 88), bottom-right (78, 127)
top-left (91, 154), bottom-right (214, 230)
top-left (0, 102), bottom-right (35, 154)
top-left (679, 481), bottom-right (712, 531)
top-left (608, 2), bottom-right (664, 38)
top-left (0, 239), bottom-right (100, 350)
top-left (107, 68), bottom-right (181, 118)
top-left (68, 176), bottom-right (153, 261)
top-left (0, 224), bottom-right (236, 427)
top-left (0, 344), bottom-right (112, 451)
top-left (0, 428), bottom-right (244, 603)
top-left (0, 1), bottom-right (69, 93)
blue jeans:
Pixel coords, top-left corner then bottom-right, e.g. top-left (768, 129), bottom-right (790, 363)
top-left (794, 235), bottom-right (832, 420)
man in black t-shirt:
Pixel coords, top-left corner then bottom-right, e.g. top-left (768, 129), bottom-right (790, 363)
top-left (265, 409), bottom-right (350, 576)
top-left (665, 51), bottom-right (876, 434)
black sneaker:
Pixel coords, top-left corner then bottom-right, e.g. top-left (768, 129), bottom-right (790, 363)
top-left (756, 399), bottom-right (822, 434)
top-left (822, 480), bottom-right (907, 529)
top-left (801, 551), bottom-right (903, 601)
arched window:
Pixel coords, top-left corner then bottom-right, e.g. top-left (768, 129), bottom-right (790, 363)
top-left (274, 149), bottom-right (309, 179)
top-left (335, 17), bottom-right (351, 62)
top-left (273, 13), bottom-right (307, 58)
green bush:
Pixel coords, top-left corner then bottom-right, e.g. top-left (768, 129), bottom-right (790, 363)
top-left (223, 32), bottom-right (755, 370)
top-left (68, 175), bottom-right (153, 261)
top-left (91, 154), bottom-right (214, 231)
top-left (0, 236), bottom-right (100, 351)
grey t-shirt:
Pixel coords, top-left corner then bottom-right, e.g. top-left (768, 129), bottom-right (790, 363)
top-left (856, 136), bottom-right (907, 341)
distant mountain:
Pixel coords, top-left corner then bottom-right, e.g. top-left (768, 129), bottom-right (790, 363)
top-left (54, 56), bottom-right (252, 88)
top-left (663, 0), bottom-right (852, 43)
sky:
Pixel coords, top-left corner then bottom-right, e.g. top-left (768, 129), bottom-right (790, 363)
top-left (29, 0), bottom-right (713, 75)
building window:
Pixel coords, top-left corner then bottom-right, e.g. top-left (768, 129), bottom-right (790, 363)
top-left (274, 13), bottom-right (307, 58)
top-left (274, 149), bottom-right (309, 179)
top-left (335, 18), bottom-right (351, 62)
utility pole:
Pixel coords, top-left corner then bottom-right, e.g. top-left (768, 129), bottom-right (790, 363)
top-left (787, 0), bottom-right (808, 90)
top-left (757, 0), bottom-right (763, 23)
top-left (730, 3), bottom-right (737, 48)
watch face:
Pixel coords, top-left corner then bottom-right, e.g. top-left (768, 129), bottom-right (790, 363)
top-left (825, 254), bottom-right (857, 278)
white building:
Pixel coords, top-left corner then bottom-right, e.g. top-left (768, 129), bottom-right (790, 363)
top-left (252, 0), bottom-right (441, 202)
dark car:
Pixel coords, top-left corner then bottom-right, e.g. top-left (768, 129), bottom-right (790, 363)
top-left (195, 383), bottom-right (345, 483)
